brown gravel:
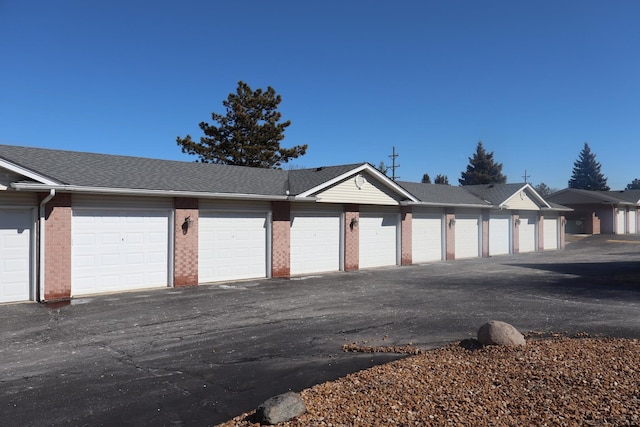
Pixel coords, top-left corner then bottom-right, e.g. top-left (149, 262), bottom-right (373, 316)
top-left (218, 337), bottom-right (640, 426)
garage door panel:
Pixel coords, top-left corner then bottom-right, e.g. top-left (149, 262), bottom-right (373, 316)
top-left (359, 214), bottom-right (398, 268)
top-left (455, 215), bottom-right (480, 259)
top-left (519, 213), bottom-right (537, 253)
top-left (489, 215), bottom-right (511, 256)
top-left (291, 213), bottom-right (340, 275)
top-left (543, 218), bottom-right (559, 250)
top-left (412, 214), bottom-right (443, 263)
top-left (72, 210), bottom-right (169, 296)
top-left (199, 212), bottom-right (267, 283)
top-left (1, 209), bottom-right (32, 303)
top-left (629, 211), bottom-right (637, 234)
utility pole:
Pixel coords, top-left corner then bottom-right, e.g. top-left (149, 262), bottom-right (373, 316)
top-left (388, 146), bottom-right (400, 181)
top-left (522, 170), bottom-right (531, 183)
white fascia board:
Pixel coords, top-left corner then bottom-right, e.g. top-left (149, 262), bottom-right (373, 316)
top-left (11, 182), bottom-right (291, 201)
top-left (297, 163), bottom-right (419, 201)
top-left (0, 159), bottom-right (60, 185)
top-left (403, 201), bottom-right (494, 209)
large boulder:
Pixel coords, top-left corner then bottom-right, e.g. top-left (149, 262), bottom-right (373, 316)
top-left (255, 392), bottom-right (306, 425)
top-left (477, 320), bottom-right (526, 347)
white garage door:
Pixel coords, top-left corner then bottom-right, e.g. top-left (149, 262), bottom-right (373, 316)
top-left (290, 212), bottom-right (341, 275)
top-left (629, 210), bottom-right (638, 234)
top-left (0, 209), bottom-right (32, 303)
top-left (199, 212), bottom-right (267, 282)
top-left (412, 213), bottom-right (443, 263)
top-left (359, 213), bottom-right (398, 268)
top-left (519, 213), bottom-right (537, 253)
top-left (72, 210), bottom-right (169, 296)
top-left (616, 209), bottom-right (626, 234)
top-left (455, 214), bottom-right (480, 259)
top-left (543, 217), bottom-right (559, 250)
top-left (489, 214), bottom-right (511, 256)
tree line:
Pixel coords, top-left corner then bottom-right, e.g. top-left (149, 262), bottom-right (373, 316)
top-left (177, 81), bottom-right (640, 194)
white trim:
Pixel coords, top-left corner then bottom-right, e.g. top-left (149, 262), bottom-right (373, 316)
top-left (0, 159), bottom-right (60, 185)
top-left (501, 184), bottom-right (551, 209)
top-left (296, 164), bottom-right (419, 201)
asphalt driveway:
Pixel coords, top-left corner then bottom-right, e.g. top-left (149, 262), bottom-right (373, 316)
top-left (1, 234), bottom-right (639, 426)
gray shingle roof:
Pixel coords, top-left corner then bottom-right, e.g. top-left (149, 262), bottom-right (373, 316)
top-left (0, 144), bottom-right (289, 196)
top-left (602, 190), bottom-right (640, 204)
top-left (547, 188), bottom-right (634, 205)
top-left (397, 181), bottom-right (491, 206)
top-left (462, 183), bottom-right (528, 205)
top-left (287, 163), bottom-right (364, 195)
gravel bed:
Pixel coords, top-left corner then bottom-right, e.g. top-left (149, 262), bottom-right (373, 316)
top-left (218, 337), bottom-right (640, 426)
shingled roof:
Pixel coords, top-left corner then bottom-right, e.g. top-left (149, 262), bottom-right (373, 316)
top-left (397, 181), bottom-right (491, 206)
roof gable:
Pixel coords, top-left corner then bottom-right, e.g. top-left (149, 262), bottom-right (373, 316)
top-left (463, 183), bottom-right (550, 210)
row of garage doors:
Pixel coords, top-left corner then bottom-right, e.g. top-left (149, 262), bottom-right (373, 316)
top-left (1, 206), bottom-right (562, 303)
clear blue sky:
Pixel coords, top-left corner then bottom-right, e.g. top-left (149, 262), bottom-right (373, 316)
top-left (2, 1), bottom-right (639, 190)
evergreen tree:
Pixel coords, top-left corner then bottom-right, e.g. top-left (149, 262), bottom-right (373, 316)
top-left (533, 182), bottom-right (557, 197)
top-left (459, 141), bottom-right (507, 185)
top-left (626, 178), bottom-right (640, 190)
top-left (421, 173), bottom-right (431, 183)
top-left (434, 174), bottom-right (449, 184)
top-left (177, 81), bottom-right (307, 168)
top-left (377, 161), bottom-right (389, 176)
top-left (568, 143), bottom-right (609, 190)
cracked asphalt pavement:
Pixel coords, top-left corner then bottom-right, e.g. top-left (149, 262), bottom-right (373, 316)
top-left (1, 234), bottom-right (639, 426)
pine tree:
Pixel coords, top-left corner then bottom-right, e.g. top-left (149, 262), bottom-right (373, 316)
top-left (421, 173), bottom-right (431, 183)
top-left (177, 81), bottom-right (307, 168)
top-left (459, 141), bottom-right (507, 185)
top-left (434, 174), bottom-right (449, 184)
top-left (626, 179), bottom-right (640, 190)
top-left (568, 143), bottom-right (609, 191)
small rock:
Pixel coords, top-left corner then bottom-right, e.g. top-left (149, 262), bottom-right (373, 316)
top-left (256, 391), bottom-right (306, 425)
top-left (477, 320), bottom-right (526, 346)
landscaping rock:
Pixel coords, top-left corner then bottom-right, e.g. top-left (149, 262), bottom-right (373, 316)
top-left (255, 391), bottom-right (306, 425)
top-left (477, 320), bottom-right (526, 346)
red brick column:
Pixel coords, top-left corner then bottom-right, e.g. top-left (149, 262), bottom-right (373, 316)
top-left (560, 216), bottom-right (566, 249)
top-left (401, 207), bottom-right (412, 266)
top-left (344, 204), bottom-right (359, 271)
top-left (174, 198), bottom-right (199, 287)
top-left (481, 210), bottom-right (489, 258)
top-left (512, 213), bottom-right (520, 254)
top-left (41, 192), bottom-right (72, 301)
top-left (445, 211), bottom-right (455, 260)
top-left (271, 201), bottom-right (290, 278)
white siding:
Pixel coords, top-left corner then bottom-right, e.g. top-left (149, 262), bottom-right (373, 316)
top-left (455, 214), bottom-right (481, 259)
top-left (504, 191), bottom-right (541, 210)
top-left (315, 172), bottom-right (400, 205)
top-left (0, 208), bottom-right (33, 303)
top-left (412, 212), bottom-right (443, 263)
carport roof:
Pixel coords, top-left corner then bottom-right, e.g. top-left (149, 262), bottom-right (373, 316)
top-left (547, 188), bottom-right (636, 206)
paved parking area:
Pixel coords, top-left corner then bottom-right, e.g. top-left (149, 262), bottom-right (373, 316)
top-left (1, 234), bottom-right (640, 426)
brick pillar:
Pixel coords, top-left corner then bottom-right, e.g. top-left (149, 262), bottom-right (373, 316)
top-left (271, 201), bottom-right (290, 278)
top-left (481, 210), bottom-right (490, 258)
top-left (401, 207), bottom-right (412, 266)
top-left (538, 214), bottom-right (545, 251)
top-left (559, 215), bottom-right (566, 249)
top-left (41, 192), bottom-right (72, 301)
top-left (344, 204), bottom-right (359, 271)
top-left (445, 211), bottom-right (455, 260)
top-left (512, 213), bottom-right (520, 254)
top-left (174, 198), bottom-right (199, 287)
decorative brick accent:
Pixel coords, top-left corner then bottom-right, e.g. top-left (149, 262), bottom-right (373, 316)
top-left (481, 210), bottom-right (490, 257)
top-left (401, 207), bottom-right (412, 265)
top-left (445, 212), bottom-right (455, 260)
top-left (512, 213), bottom-right (520, 254)
top-left (344, 204), bottom-right (359, 271)
top-left (174, 198), bottom-right (199, 287)
top-left (271, 201), bottom-right (290, 278)
top-left (41, 192), bottom-right (72, 301)
top-left (559, 215), bottom-right (567, 249)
